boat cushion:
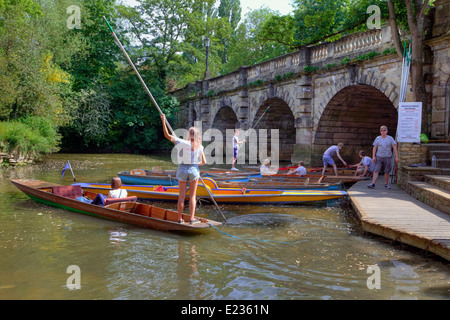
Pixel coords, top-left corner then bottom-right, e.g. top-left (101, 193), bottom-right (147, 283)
top-left (52, 185), bottom-right (83, 199)
top-left (130, 169), bottom-right (146, 175)
top-left (104, 196), bottom-right (137, 206)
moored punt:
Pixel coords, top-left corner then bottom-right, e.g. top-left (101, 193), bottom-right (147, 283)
top-left (118, 169), bottom-right (260, 185)
top-left (252, 174), bottom-right (365, 185)
top-left (74, 177), bottom-right (347, 205)
top-left (11, 179), bottom-right (221, 232)
top-left (215, 180), bottom-right (342, 190)
top-left (244, 165), bottom-right (358, 175)
top-left (119, 170), bottom-right (180, 186)
top-left (119, 168), bottom-right (364, 188)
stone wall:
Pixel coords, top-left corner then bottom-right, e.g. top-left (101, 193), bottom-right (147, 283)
top-left (397, 142), bottom-right (431, 187)
top-left (0, 152), bottom-right (34, 166)
top-left (398, 143), bottom-right (429, 167)
top-left (427, 0), bottom-right (450, 139)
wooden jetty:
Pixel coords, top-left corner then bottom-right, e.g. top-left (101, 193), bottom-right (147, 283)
top-left (348, 180), bottom-right (450, 261)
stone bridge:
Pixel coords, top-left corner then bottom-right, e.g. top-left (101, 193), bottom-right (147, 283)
top-left (172, 1), bottom-right (450, 166)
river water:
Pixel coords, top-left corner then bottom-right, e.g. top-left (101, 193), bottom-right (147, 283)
top-left (0, 153), bottom-right (448, 300)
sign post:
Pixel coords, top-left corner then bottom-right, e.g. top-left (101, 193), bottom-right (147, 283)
top-left (396, 102), bottom-right (422, 143)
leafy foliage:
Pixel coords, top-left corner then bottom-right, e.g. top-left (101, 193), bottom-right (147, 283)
top-left (0, 116), bottom-right (60, 158)
top-left (0, 0), bottom-right (435, 158)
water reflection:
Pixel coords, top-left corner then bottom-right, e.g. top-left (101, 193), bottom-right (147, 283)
top-left (0, 153), bottom-right (449, 300)
top-left (108, 228), bottom-right (128, 245)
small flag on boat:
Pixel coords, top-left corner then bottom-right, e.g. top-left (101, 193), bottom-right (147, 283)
top-left (59, 161), bottom-right (76, 184)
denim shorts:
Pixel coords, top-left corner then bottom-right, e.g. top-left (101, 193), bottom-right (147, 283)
top-left (323, 154), bottom-right (335, 166)
top-left (176, 164), bottom-right (200, 182)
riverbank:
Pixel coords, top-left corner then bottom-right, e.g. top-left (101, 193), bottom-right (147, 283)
top-left (348, 180), bottom-right (450, 261)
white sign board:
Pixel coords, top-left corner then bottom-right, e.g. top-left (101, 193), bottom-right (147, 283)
top-left (397, 102), bottom-right (422, 143)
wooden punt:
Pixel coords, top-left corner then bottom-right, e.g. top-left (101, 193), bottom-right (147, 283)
top-left (118, 169), bottom-right (260, 185)
top-left (119, 168), bottom-right (364, 187)
top-left (74, 177), bottom-right (348, 205)
top-left (215, 180), bottom-right (342, 190)
top-left (10, 179), bottom-right (221, 232)
top-left (251, 174), bottom-right (365, 185)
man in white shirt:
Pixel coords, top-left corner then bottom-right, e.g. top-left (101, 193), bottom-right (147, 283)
top-left (231, 128), bottom-right (245, 171)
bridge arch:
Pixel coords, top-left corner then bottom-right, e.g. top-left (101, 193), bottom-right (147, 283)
top-left (211, 105), bottom-right (238, 132)
top-left (250, 98), bottom-right (295, 162)
top-left (313, 84), bottom-right (397, 165)
top-left (208, 106), bottom-right (238, 160)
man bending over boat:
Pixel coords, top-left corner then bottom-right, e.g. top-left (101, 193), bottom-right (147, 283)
top-left (321, 143), bottom-right (347, 176)
top-left (161, 114), bottom-right (206, 224)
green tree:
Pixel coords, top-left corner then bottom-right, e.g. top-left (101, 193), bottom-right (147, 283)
top-left (119, 0), bottom-right (195, 80)
top-left (0, 0), bottom-right (85, 127)
top-left (258, 14), bottom-right (296, 49)
top-left (258, 0), bottom-right (389, 49)
top-left (67, 0), bottom-right (121, 91)
top-left (119, 0), bottom-right (230, 88)
top-left (217, 0), bottom-right (241, 63)
top-left (106, 64), bottom-right (179, 153)
top-left (225, 7), bottom-right (291, 73)
top-left (387, 0), bottom-right (432, 132)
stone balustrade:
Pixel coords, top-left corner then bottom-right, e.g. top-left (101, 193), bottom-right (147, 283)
top-left (194, 25), bottom-right (393, 97)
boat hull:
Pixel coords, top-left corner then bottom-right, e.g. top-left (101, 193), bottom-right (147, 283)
top-left (119, 172), bottom-right (180, 186)
top-left (75, 178), bottom-right (347, 205)
top-left (11, 179), bottom-right (221, 232)
top-left (118, 170), bottom-right (261, 185)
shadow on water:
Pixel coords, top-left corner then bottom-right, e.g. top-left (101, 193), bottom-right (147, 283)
top-left (225, 213), bottom-right (302, 228)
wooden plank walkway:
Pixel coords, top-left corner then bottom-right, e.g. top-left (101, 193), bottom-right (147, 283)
top-left (348, 180), bottom-right (450, 261)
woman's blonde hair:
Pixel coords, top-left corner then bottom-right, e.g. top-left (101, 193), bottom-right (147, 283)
top-left (187, 127), bottom-right (202, 149)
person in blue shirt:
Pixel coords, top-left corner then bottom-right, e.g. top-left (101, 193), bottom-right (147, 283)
top-left (321, 143), bottom-right (347, 176)
top-left (286, 161), bottom-right (307, 177)
top-left (350, 150), bottom-right (375, 177)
